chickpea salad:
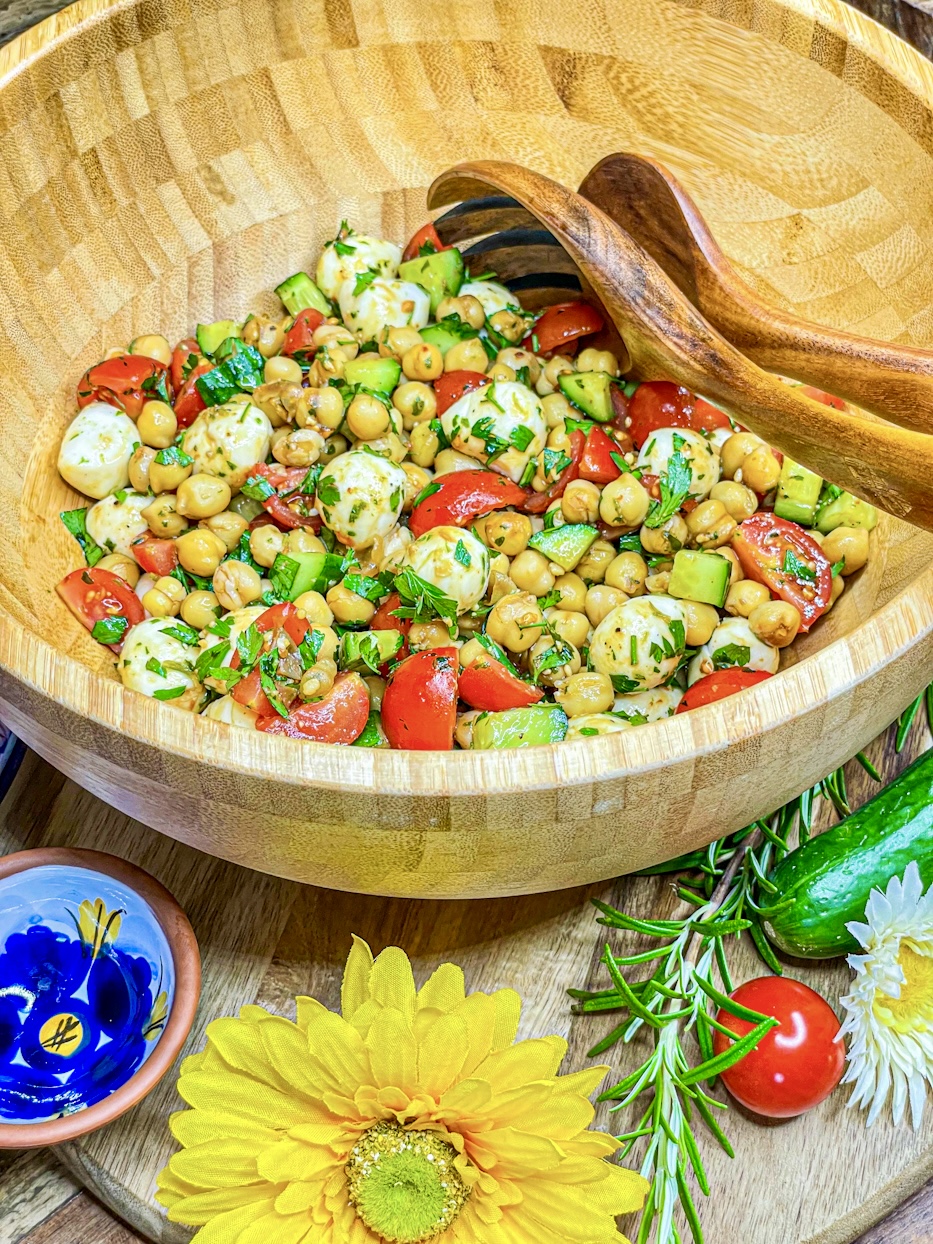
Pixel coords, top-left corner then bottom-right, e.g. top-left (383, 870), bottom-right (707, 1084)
top-left (55, 219), bottom-right (878, 749)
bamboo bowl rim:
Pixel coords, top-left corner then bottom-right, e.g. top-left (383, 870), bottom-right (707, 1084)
top-left (0, 0), bottom-right (932, 798)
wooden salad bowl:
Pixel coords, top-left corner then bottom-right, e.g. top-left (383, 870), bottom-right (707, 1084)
top-left (0, 0), bottom-right (931, 899)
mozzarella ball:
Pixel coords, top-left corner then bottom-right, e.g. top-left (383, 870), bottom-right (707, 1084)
top-left (86, 489), bottom-right (150, 557)
top-left (708, 423), bottom-right (735, 452)
top-left (316, 449), bottom-right (407, 550)
top-left (197, 605), bottom-right (266, 668)
top-left (459, 280), bottom-right (518, 318)
top-left (316, 234), bottom-right (402, 301)
top-left (566, 713), bottom-right (633, 739)
top-left (613, 685), bottom-right (684, 722)
top-left (687, 614), bottom-right (780, 685)
top-left (589, 595), bottom-right (687, 690)
top-left (181, 402), bottom-right (273, 492)
top-left (400, 525), bottom-right (490, 614)
top-left (58, 402), bottom-right (140, 500)
top-left (202, 693), bottom-right (258, 729)
top-left (117, 618), bottom-right (202, 710)
top-left (338, 278), bottom-right (430, 342)
top-left (441, 381), bottom-right (546, 483)
top-left (636, 427), bottom-right (721, 499)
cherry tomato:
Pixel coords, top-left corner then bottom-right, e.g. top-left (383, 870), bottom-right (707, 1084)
top-left (173, 360), bottom-right (213, 428)
top-left (522, 302), bottom-right (604, 355)
top-left (255, 601), bottom-right (309, 648)
top-left (257, 672), bottom-right (370, 742)
top-left (57, 568), bottom-right (144, 643)
top-left (382, 648), bottom-right (459, 750)
top-left (282, 307), bottom-right (325, 357)
top-left (433, 370), bottom-right (489, 416)
top-left (626, 381), bottom-right (731, 448)
top-left (676, 669), bottom-right (773, 712)
top-left (371, 592), bottom-right (411, 639)
top-left (77, 355), bottom-right (168, 419)
top-left (170, 338), bottom-right (205, 396)
top-left (231, 667), bottom-right (275, 717)
top-left (249, 463), bottom-right (322, 531)
top-left (409, 470), bottom-right (529, 537)
top-left (732, 514), bottom-right (831, 632)
top-left (130, 535), bottom-right (178, 577)
top-left (402, 222), bottom-right (449, 263)
top-left (712, 977), bottom-right (845, 1119)
top-left (524, 429), bottom-right (585, 513)
top-left (458, 656), bottom-right (544, 712)
top-left (799, 385), bottom-right (846, 410)
top-left (579, 425), bottom-right (624, 485)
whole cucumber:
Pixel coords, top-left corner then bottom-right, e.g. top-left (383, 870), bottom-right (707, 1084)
top-left (765, 749), bottom-right (933, 958)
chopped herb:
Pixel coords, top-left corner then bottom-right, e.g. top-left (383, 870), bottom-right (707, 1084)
top-left (471, 415), bottom-right (509, 462)
top-left (163, 622), bottom-right (201, 646)
top-left (353, 269), bottom-right (378, 296)
top-left (429, 418), bottom-right (451, 450)
top-left (240, 474), bottom-right (276, 502)
top-left (113, 489), bottom-right (127, 505)
top-left (299, 465), bottom-right (321, 495)
top-left (342, 571), bottom-right (393, 602)
top-left (258, 590), bottom-right (283, 607)
top-left (578, 727), bottom-right (599, 736)
top-left (392, 567), bottom-right (458, 635)
top-left (141, 370), bottom-right (170, 403)
top-left (258, 651), bottom-right (290, 718)
top-left (711, 643), bottom-right (752, 670)
top-left (669, 619), bottom-right (686, 653)
top-left (518, 456), bottom-right (537, 487)
top-left (418, 239), bottom-right (439, 256)
top-left (531, 636), bottom-right (574, 685)
top-left (146, 656), bottom-right (167, 678)
top-left (298, 629), bottom-right (324, 670)
top-left (236, 623), bottom-right (263, 671)
top-left (207, 617), bottom-right (233, 638)
top-left (610, 674), bottom-right (641, 693)
top-left (91, 615), bottom-right (128, 644)
top-left (454, 539), bottom-right (472, 568)
top-left (630, 634), bottom-right (638, 664)
top-left (609, 452), bottom-right (630, 474)
top-left (60, 508), bottom-right (104, 567)
top-left (412, 480), bottom-right (441, 509)
top-left (170, 564), bottom-right (214, 593)
top-left (538, 588), bottom-right (562, 610)
top-left (542, 448), bottom-right (572, 478)
top-left (194, 641), bottom-right (230, 682)
top-left (644, 448), bottom-right (692, 528)
top-left (475, 632), bottom-right (520, 678)
top-left (154, 444), bottom-right (194, 468)
top-left (153, 685), bottom-right (187, 701)
top-left (514, 365), bottom-right (530, 386)
top-left (227, 532), bottom-right (263, 572)
top-left (316, 475), bottom-right (341, 508)
top-left (195, 344), bottom-right (265, 405)
top-left (509, 424), bottom-right (535, 453)
top-left (782, 548), bottom-right (816, 583)
top-left (484, 383), bottom-right (505, 414)
top-left (831, 558), bottom-right (845, 577)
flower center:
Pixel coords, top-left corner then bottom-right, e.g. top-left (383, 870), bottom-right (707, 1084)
top-left (875, 943), bottom-right (933, 1034)
top-left (345, 1120), bottom-right (470, 1243)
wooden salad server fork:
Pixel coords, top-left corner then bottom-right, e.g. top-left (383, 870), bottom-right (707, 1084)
top-left (578, 152), bottom-right (933, 434)
top-left (427, 161), bottom-right (933, 531)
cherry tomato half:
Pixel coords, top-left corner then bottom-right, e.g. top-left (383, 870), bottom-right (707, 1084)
top-left (77, 355), bottom-right (168, 420)
top-left (255, 601), bottom-right (310, 648)
top-left (282, 307), bottom-right (325, 357)
top-left (371, 591), bottom-right (411, 639)
top-left (130, 534), bottom-right (178, 578)
top-left (382, 648), bottom-right (459, 750)
top-left (249, 463), bottom-right (322, 531)
top-left (231, 667), bottom-right (275, 718)
top-left (524, 429), bottom-right (585, 513)
top-left (732, 514), bottom-right (831, 633)
top-left (57, 567), bottom-right (144, 641)
top-left (626, 381), bottom-right (732, 449)
top-left (409, 470), bottom-right (529, 537)
top-left (402, 222), bottom-right (449, 263)
top-left (676, 668), bottom-right (773, 712)
top-left (713, 977), bottom-right (845, 1118)
top-left (433, 370), bottom-right (489, 416)
top-left (170, 338), bottom-right (205, 396)
top-left (523, 302), bottom-right (604, 355)
top-left (173, 360), bottom-right (213, 428)
top-left (579, 425), bottom-right (624, 485)
top-left (458, 656), bottom-right (544, 712)
top-left (799, 385), bottom-right (846, 410)
top-left (257, 672), bottom-right (370, 743)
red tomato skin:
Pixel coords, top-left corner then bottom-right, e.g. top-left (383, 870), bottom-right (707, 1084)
top-left (579, 426), bottom-right (623, 485)
top-left (712, 977), bottom-right (845, 1119)
top-left (257, 672), bottom-right (370, 742)
top-left (231, 667), bottom-right (275, 717)
top-left (170, 338), bottom-right (204, 395)
top-left (382, 648), bottom-right (459, 750)
top-left (676, 669), bottom-right (773, 712)
top-left (799, 385), bottom-right (846, 410)
top-left (282, 308), bottom-right (325, 356)
top-left (522, 301), bottom-right (604, 355)
top-left (402, 222), bottom-right (448, 263)
top-left (130, 535), bottom-right (178, 577)
top-left (627, 381), bottom-right (732, 448)
top-left (255, 601), bottom-right (309, 648)
top-left (524, 429), bottom-right (585, 513)
top-left (173, 361), bottom-right (213, 428)
top-left (409, 470), bottom-right (529, 537)
top-left (57, 568), bottom-right (145, 639)
top-left (433, 370), bottom-right (489, 416)
top-left (732, 514), bottom-right (831, 633)
top-left (77, 355), bottom-right (167, 419)
top-left (458, 657), bottom-right (544, 711)
top-left (249, 463), bottom-right (322, 531)
top-left (371, 592), bottom-right (411, 639)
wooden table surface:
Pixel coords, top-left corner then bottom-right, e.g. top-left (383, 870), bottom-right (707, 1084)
top-left (2, 0), bottom-right (933, 1239)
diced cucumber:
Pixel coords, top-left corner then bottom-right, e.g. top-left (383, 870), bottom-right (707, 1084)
top-left (269, 551), bottom-right (346, 601)
top-left (816, 491), bottom-right (878, 534)
top-left (339, 630), bottom-right (403, 672)
top-left (352, 710), bottom-right (390, 748)
top-left (343, 355), bottom-right (402, 394)
top-left (528, 523), bottom-right (598, 572)
top-left (196, 320), bottom-right (241, 358)
top-left (668, 549), bottom-right (731, 608)
top-left (398, 248), bottom-right (465, 314)
top-left (774, 457), bottom-right (823, 526)
top-left (558, 371), bottom-right (614, 422)
top-left (194, 343), bottom-right (265, 405)
top-left (471, 704), bottom-right (569, 749)
top-left (275, 272), bottom-right (332, 317)
top-left (420, 320), bottom-right (478, 356)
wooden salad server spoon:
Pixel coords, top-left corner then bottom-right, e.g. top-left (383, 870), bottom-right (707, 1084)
top-left (427, 160), bottom-right (933, 531)
top-left (578, 152), bottom-right (933, 434)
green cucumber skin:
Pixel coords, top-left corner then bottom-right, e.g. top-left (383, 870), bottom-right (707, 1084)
top-left (765, 749), bottom-right (933, 958)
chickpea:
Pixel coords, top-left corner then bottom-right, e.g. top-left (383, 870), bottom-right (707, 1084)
top-left (605, 551), bottom-right (647, 597)
top-left (576, 539), bottom-right (617, 585)
top-left (599, 473), bottom-right (650, 528)
top-left (541, 391), bottom-right (574, 424)
top-left (393, 381), bottom-right (436, 429)
top-left (555, 671), bottom-right (614, 717)
top-left (297, 386), bottom-right (344, 432)
top-left (577, 347), bottom-right (619, 375)
top-left (179, 589), bottom-right (220, 630)
top-left (529, 635), bottom-right (581, 687)
top-left (455, 710), bottom-right (482, 749)
top-left (545, 607), bottom-right (590, 649)
top-left (243, 313), bottom-right (289, 358)
top-left (136, 400), bottom-right (177, 449)
top-left (128, 333), bottom-right (172, 366)
top-left (552, 572), bottom-right (587, 612)
top-left (326, 583), bottom-right (376, 625)
top-left (822, 526), bottom-right (870, 575)
top-left (721, 432), bottom-right (764, 479)
top-left (717, 545), bottom-right (744, 585)
top-left (274, 427), bottom-right (326, 468)
top-left (739, 445), bottom-right (781, 494)
top-left (149, 454), bottom-right (193, 494)
top-left (639, 515), bottom-right (688, 557)
top-left (710, 480), bottom-right (757, 520)
top-left (312, 322), bottom-right (358, 357)
top-left (300, 657), bottom-right (337, 702)
top-left (546, 424), bottom-right (573, 454)
top-left (317, 436), bottom-right (346, 465)
top-left (749, 600), bottom-right (800, 648)
top-left (142, 575), bottom-right (186, 618)
top-left (97, 552), bottom-right (140, 587)
top-left (378, 325), bottom-right (423, 360)
top-left (561, 479), bottom-right (601, 525)
top-left (199, 510), bottom-right (247, 553)
top-left (681, 600), bottom-right (719, 646)
top-left (364, 674), bottom-right (386, 710)
top-left (485, 362), bottom-right (516, 382)
top-left (434, 448), bottom-right (478, 474)
top-left (251, 380), bottom-right (301, 428)
top-left (410, 421), bottom-right (440, 468)
top-left (281, 593), bottom-right (329, 630)
top-left (143, 493), bottom-right (189, 538)
top-left (483, 510), bottom-right (532, 557)
top-left (645, 570), bottom-right (672, 595)
top-left (285, 529), bottom-right (326, 555)
top-left (365, 431), bottom-right (408, 464)
top-left (346, 393), bottom-right (390, 441)
top-left (509, 549), bottom-right (555, 597)
top-left (176, 528), bottom-right (228, 576)
top-left (213, 560), bottom-right (263, 611)
top-left (585, 584), bottom-right (627, 627)
top-left (398, 463), bottom-right (431, 512)
top-left (264, 355), bottom-right (303, 385)
top-left (496, 348), bottom-right (540, 385)
top-left (827, 574), bottom-right (846, 611)
top-left (805, 529), bottom-right (824, 547)
top-left (443, 338), bottom-right (488, 373)
top-left (438, 294), bottom-right (487, 330)
top-left (488, 308), bottom-right (526, 342)
top-left (408, 620), bottom-right (452, 651)
top-left (309, 345), bottom-right (349, 386)
top-left (458, 638), bottom-right (488, 668)
top-left (725, 579), bottom-right (771, 618)
top-left (249, 524), bottom-right (285, 568)
top-left (685, 499), bottom-right (737, 549)
top-left (176, 474), bottom-right (232, 520)
top-left (402, 342), bottom-right (443, 381)
top-left (486, 591), bottom-right (545, 652)
top-left (128, 444), bottom-right (156, 493)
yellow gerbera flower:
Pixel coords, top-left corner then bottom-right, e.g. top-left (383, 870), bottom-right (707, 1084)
top-left (157, 937), bottom-right (648, 1243)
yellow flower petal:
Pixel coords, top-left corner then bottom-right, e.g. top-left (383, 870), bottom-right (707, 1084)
top-left (366, 1006), bottom-right (418, 1093)
top-left (416, 1012), bottom-right (468, 1097)
top-left (275, 1181), bottom-right (324, 1215)
top-left (178, 1067), bottom-right (311, 1130)
top-left (168, 1139), bottom-right (263, 1189)
top-left (340, 936), bottom-right (375, 1022)
top-left (490, 988), bottom-right (522, 1052)
top-left (154, 1165), bottom-right (201, 1208)
top-left (203, 1017), bottom-right (291, 1089)
top-left (238, 1210), bottom-right (314, 1243)
top-left (257, 1138), bottom-right (341, 1184)
top-left (171, 1109), bottom-right (280, 1151)
top-left (187, 1197), bottom-right (277, 1242)
top-left (583, 1160), bottom-right (650, 1212)
top-left (287, 1120), bottom-right (353, 1147)
top-left (468, 1126), bottom-right (565, 1176)
top-left (164, 1185), bottom-right (274, 1227)
top-left (304, 1008), bottom-right (372, 1091)
top-left (417, 962), bottom-right (466, 1013)
top-left (477, 1037), bottom-right (568, 1093)
top-left (369, 946), bottom-right (417, 1018)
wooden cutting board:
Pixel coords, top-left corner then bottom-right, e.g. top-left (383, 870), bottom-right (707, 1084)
top-left (0, 713), bottom-right (932, 1244)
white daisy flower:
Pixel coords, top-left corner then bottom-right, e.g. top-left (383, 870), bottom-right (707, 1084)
top-left (838, 861), bottom-right (933, 1128)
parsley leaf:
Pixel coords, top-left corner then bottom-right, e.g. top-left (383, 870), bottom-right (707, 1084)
top-left (146, 656), bottom-right (167, 678)
top-left (509, 425), bottom-right (535, 453)
top-left (60, 508), bottom-right (104, 567)
top-left (298, 629), bottom-right (323, 670)
top-left (475, 632), bottom-right (521, 679)
top-left (644, 448), bottom-right (692, 528)
top-left (412, 480), bottom-right (441, 509)
top-left (342, 571), bottom-right (393, 602)
top-left (531, 636), bottom-right (574, 685)
top-left (163, 622), bottom-right (201, 646)
top-left (782, 548), bottom-right (816, 583)
top-left (542, 448), bottom-right (572, 479)
top-left (711, 643), bottom-right (751, 670)
top-left (471, 415), bottom-right (509, 462)
top-left (91, 615), bottom-right (128, 644)
top-left (353, 269), bottom-right (378, 296)
top-left (236, 623), bottom-right (263, 671)
top-left (258, 651), bottom-right (290, 718)
top-left (831, 558), bottom-right (845, 577)
top-left (154, 444), bottom-right (194, 468)
top-left (610, 674), bottom-right (642, 694)
top-left (393, 567), bottom-right (458, 635)
top-left (153, 685), bottom-right (187, 701)
top-left (454, 540), bottom-right (472, 568)
top-left (240, 474), bottom-right (276, 502)
top-left (316, 475), bottom-right (341, 508)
